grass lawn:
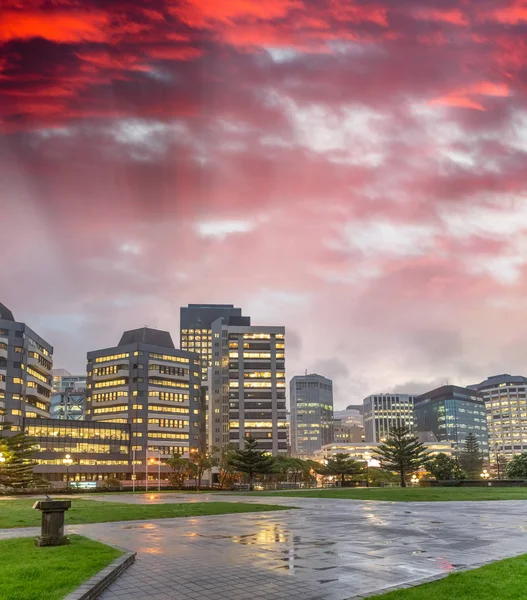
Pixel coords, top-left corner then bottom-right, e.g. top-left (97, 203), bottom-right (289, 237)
top-left (249, 487), bottom-right (527, 502)
top-left (0, 535), bottom-right (122, 600)
top-left (373, 553), bottom-right (527, 599)
top-left (0, 499), bottom-right (290, 529)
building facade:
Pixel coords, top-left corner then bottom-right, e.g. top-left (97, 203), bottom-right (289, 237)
top-left (469, 374), bottom-right (527, 467)
top-left (363, 394), bottom-right (415, 443)
top-left (180, 304), bottom-right (244, 381)
top-left (52, 369), bottom-right (87, 393)
top-left (332, 419), bottom-right (363, 443)
top-left (414, 385), bottom-right (489, 453)
top-left (315, 441), bottom-right (455, 462)
top-left (85, 327), bottom-right (202, 468)
top-left (209, 317), bottom-right (287, 454)
top-left (0, 302), bottom-right (53, 430)
top-left (290, 373), bottom-right (333, 457)
top-left (50, 390), bottom-right (86, 420)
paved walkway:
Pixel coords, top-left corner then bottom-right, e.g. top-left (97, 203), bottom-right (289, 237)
top-left (5, 494), bottom-right (527, 599)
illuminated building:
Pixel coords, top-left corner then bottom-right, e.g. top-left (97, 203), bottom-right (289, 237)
top-left (363, 394), bottom-right (415, 443)
top-left (209, 317), bottom-right (287, 454)
top-left (50, 390), bottom-right (86, 420)
top-left (332, 419), bottom-right (363, 443)
top-left (469, 374), bottom-right (527, 467)
top-left (0, 302), bottom-right (53, 430)
top-left (315, 441), bottom-right (455, 461)
top-left (85, 327), bottom-right (202, 470)
top-left (290, 373), bottom-right (333, 458)
top-left (414, 385), bottom-right (488, 453)
top-left (52, 369), bottom-right (86, 393)
top-left (180, 304), bottom-right (244, 381)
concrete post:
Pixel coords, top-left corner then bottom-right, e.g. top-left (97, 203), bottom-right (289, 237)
top-left (32, 499), bottom-right (72, 547)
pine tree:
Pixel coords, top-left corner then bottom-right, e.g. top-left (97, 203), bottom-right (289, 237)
top-left (458, 433), bottom-right (484, 479)
top-left (0, 410), bottom-right (36, 489)
top-left (375, 425), bottom-right (431, 487)
top-left (227, 436), bottom-right (275, 491)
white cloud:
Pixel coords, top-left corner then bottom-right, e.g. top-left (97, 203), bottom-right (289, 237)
top-left (196, 219), bottom-right (255, 240)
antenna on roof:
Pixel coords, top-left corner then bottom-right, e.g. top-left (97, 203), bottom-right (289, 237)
top-left (305, 368), bottom-right (308, 376)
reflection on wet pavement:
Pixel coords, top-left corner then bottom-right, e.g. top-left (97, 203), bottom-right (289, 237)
top-left (4, 493), bottom-right (527, 599)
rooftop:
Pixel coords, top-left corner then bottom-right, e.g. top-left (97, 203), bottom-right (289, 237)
top-left (119, 327), bottom-right (175, 348)
top-left (0, 302), bottom-right (14, 321)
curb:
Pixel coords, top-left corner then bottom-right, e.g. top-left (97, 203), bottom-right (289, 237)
top-left (64, 551), bottom-right (136, 600)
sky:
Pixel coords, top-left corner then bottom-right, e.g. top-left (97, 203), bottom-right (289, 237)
top-left (2, 0), bottom-right (527, 408)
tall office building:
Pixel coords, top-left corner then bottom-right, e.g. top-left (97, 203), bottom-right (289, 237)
top-left (414, 385), bottom-right (488, 453)
top-left (0, 302), bottom-right (53, 429)
top-left (469, 374), bottom-right (527, 466)
top-left (363, 394), bottom-right (415, 443)
top-left (85, 327), bottom-right (201, 459)
top-left (290, 373), bottom-right (333, 457)
top-left (209, 316), bottom-right (287, 454)
top-left (180, 304), bottom-right (244, 381)
top-left (52, 369), bottom-right (87, 393)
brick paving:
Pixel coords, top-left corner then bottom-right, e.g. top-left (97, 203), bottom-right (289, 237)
top-left (4, 494), bottom-right (527, 599)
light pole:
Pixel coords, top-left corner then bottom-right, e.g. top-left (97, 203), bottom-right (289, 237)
top-left (480, 469), bottom-right (490, 481)
top-left (63, 454), bottom-right (73, 489)
top-left (0, 452), bottom-right (5, 464)
top-left (364, 452), bottom-right (370, 488)
top-left (410, 474), bottom-right (419, 487)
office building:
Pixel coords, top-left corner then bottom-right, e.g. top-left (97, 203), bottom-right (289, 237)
top-left (414, 385), bottom-right (488, 453)
top-left (333, 418), bottom-right (363, 443)
top-left (315, 440), bottom-right (455, 462)
top-left (180, 304), bottom-right (244, 381)
top-left (363, 394), bottom-right (415, 443)
top-left (0, 302), bottom-right (53, 430)
top-left (469, 374), bottom-right (527, 466)
top-left (50, 389), bottom-right (86, 420)
top-left (209, 316), bottom-right (287, 454)
top-left (85, 327), bottom-right (202, 462)
top-left (290, 373), bottom-right (334, 457)
top-left (52, 369), bottom-right (86, 393)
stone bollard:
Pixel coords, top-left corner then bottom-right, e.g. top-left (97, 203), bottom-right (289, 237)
top-left (33, 499), bottom-right (72, 547)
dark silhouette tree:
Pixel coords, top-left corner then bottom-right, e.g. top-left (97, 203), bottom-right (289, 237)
top-left (375, 425), bottom-right (430, 487)
top-left (227, 436), bottom-right (274, 491)
top-left (458, 433), bottom-right (484, 478)
top-left (314, 453), bottom-right (364, 485)
top-left (427, 453), bottom-right (465, 481)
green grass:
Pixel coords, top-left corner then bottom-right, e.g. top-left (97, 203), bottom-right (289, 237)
top-left (249, 486), bottom-right (527, 502)
top-left (374, 553), bottom-right (527, 599)
top-left (0, 499), bottom-right (290, 529)
top-left (0, 535), bottom-right (122, 600)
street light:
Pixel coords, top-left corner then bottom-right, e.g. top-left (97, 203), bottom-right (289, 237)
top-left (63, 454), bottom-right (73, 489)
top-left (363, 452), bottom-right (370, 488)
top-left (410, 474), bottom-right (419, 486)
top-left (0, 452), bottom-right (6, 464)
top-left (480, 469), bottom-right (490, 480)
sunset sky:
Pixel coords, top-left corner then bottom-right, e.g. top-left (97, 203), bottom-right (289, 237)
top-left (2, 0), bottom-right (527, 407)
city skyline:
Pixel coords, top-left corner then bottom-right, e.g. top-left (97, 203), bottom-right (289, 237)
top-left (3, 0), bottom-right (527, 407)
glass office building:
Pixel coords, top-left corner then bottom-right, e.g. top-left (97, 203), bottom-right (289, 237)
top-left (414, 385), bottom-right (488, 453)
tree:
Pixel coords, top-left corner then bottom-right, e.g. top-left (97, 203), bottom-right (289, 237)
top-left (0, 412), bottom-right (36, 489)
top-left (505, 453), bottom-right (527, 479)
top-left (227, 436), bottom-right (275, 491)
top-left (166, 453), bottom-right (196, 489)
top-left (375, 426), bottom-right (431, 487)
top-left (189, 450), bottom-right (213, 490)
top-left (458, 433), bottom-right (484, 478)
top-left (314, 453), bottom-right (364, 485)
top-left (214, 444), bottom-right (238, 489)
top-left (426, 453), bottom-right (465, 481)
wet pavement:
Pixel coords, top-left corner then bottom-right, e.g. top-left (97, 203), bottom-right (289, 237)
top-left (4, 493), bottom-right (527, 599)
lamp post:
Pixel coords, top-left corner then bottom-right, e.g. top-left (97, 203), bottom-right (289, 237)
top-left (0, 451), bottom-right (5, 464)
top-left (480, 469), bottom-right (490, 480)
top-left (364, 452), bottom-right (370, 488)
top-left (410, 474), bottom-right (419, 487)
top-left (63, 454), bottom-right (73, 489)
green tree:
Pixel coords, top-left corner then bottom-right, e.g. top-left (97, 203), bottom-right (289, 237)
top-left (375, 426), bottom-right (431, 487)
top-left (367, 466), bottom-right (399, 487)
top-left (314, 453), bottom-right (364, 486)
top-left (189, 450), bottom-right (213, 490)
top-left (458, 433), bottom-right (484, 478)
top-left (227, 436), bottom-right (275, 491)
top-left (0, 412), bottom-right (36, 489)
top-left (213, 444), bottom-right (238, 489)
top-left (166, 453), bottom-right (196, 489)
top-left (505, 453), bottom-right (527, 479)
top-left (426, 453), bottom-right (465, 481)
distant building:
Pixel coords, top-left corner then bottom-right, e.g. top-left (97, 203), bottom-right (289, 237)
top-left (290, 374), bottom-right (334, 457)
top-left (469, 374), bottom-right (527, 466)
top-left (85, 327), bottom-right (202, 462)
top-left (334, 406), bottom-right (363, 427)
top-left (414, 385), bottom-right (488, 454)
top-left (180, 304), bottom-right (244, 381)
top-left (332, 418), bottom-right (363, 443)
top-left (363, 394), bottom-right (415, 443)
top-left (0, 302), bottom-right (53, 429)
top-left (315, 440), bottom-right (455, 462)
top-left (209, 316), bottom-right (287, 454)
top-left (52, 369), bottom-right (86, 393)
top-left (50, 390), bottom-right (86, 420)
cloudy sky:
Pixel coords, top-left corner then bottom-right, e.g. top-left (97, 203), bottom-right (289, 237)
top-left (2, 0), bottom-right (527, 408)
